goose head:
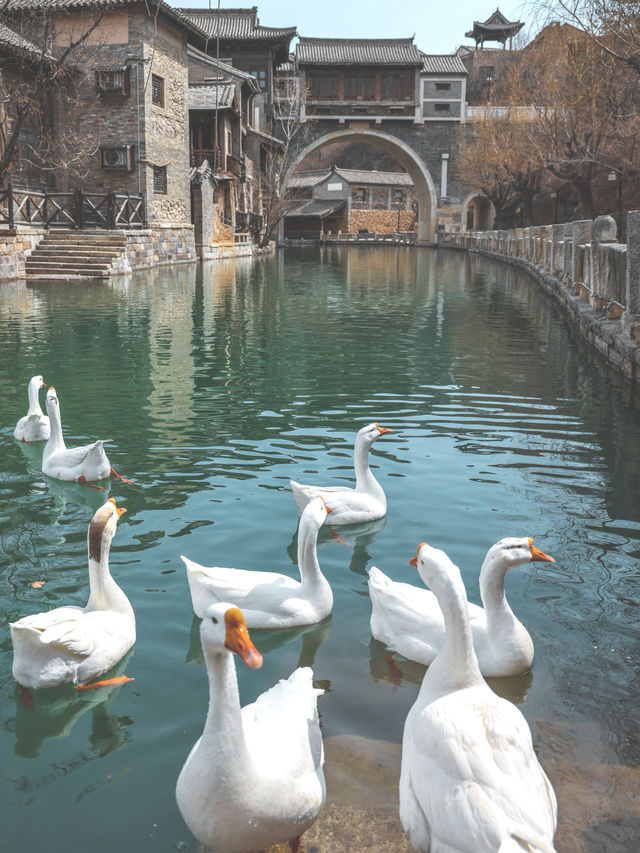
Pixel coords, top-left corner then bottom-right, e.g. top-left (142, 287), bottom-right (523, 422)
top-left (481, 537), bottom-right (555, 576)
top-left (301, 495), bottom-right (332, 528)
top-left (88, 498), bottom-right (126, 563)
top-left (357, 422), bottom-right (393, 448)
top-left (409, 542), bottom-right (459, 597)
top-left (201, 602), bottom-right (263, 669)
top-left (45, 386), bottom-right (60, 416)
top-left (29, 375), bottom-right (46, 392)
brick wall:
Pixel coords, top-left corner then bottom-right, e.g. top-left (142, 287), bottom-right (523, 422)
top-left (348, 210), bottom-right (415, 232)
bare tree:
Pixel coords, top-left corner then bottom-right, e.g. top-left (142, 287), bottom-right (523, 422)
top-left (530, 0), bottom-right (640, 77)
top-left (257, 73), bottom-right (315, 247)
top-left (0, 2), bottom-right (105, 187)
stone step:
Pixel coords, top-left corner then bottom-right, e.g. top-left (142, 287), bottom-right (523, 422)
top-left (26, 261), bottom-right (113, 273)
top-left (38, 239), bottom-right (127, 248)
top-left (32, 250), bottom-right (123, 260)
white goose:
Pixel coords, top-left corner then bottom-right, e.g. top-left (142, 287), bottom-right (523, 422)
top-left (369, 537), bottom-right (554, 677)
top-left (399, 542), bottom-right (558, 853)
top-left (176, 601), bottom-right (325, 853)
top-left (14, 375), bottom-right (50, 442)
top-left (10, 499), bottom-right (135, 689)
top-left (182, 496), bottom-right (333, 627)
top-left (42, 387), bottom-right (132, 486)
top-left (290, 422), bottom-right (392, 526)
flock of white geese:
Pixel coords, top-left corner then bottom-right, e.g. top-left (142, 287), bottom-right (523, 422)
top-left (10, 374), bottom-right (559, 853)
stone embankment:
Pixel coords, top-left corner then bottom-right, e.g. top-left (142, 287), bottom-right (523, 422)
top-left (441, 212), bottom-right (640, 387)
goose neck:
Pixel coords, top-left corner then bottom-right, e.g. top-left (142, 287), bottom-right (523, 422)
top-left (85, 532), bottom-right (131, 614)
top-left (297, 518), bottom-right (324, 588)
top-left (425, 573), bottom-right (483, 691)
top-left (353, 440), bottom-right (383, 499)
top-left (479, 553), bottom-right (515, 619)
top-left (27, 383), bottom-right (43, 416)
top-left (202, 647), bottom-right (249, 760)
top-left (45, 401), bottom-right (65, 453)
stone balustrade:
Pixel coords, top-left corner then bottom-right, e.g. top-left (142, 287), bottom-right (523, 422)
top-left (440, 211), bottom-right (640, 384)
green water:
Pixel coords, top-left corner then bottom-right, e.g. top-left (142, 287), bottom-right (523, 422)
top-left (1, 246), bottom-right (639, 851)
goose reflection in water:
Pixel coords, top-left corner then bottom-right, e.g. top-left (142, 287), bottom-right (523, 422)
top-left (185, 612), bottom-right (332, 673)
top-left (368, 637), bottom-right (534, 704)
top-left (13, 650), bottom-right (134, 759)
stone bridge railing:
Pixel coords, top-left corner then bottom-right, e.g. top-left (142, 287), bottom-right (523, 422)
top-left (440, 212), bottom-right (640, 384)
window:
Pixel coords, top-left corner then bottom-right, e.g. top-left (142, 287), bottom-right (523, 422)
top-left (434, 103), bottom-right (451, 113)
top-left (435, 82), bottom-right (451, 92)
top-left (381, 73), bottom-right (413, 100)
top-left (308, 72), bottom-right (338, 100)
top-left (96, 68), bottom-right (130, 95)
top-left (352, 187), bottom-right (367, 207)
top-left (151, 74), bottom-right (164, 107)
top-left (153, 165), bottom-right (167, 194)
top-left (344, 73), bottom-right (375, 100)
top-left (249, 69), bottom-right (267, 90)
top-left (479, 65), bottom-right (494, 83)
top-left (392, 188), bottom-right (405, 208)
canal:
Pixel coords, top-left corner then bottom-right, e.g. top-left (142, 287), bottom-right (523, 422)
top-left (1, 246), bottom-right (638, 851)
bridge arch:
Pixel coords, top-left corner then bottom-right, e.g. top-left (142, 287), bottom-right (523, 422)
top-left (461, 191), bottom-right (495, 231)
top-left (283, 127), bottom-right (438, 244)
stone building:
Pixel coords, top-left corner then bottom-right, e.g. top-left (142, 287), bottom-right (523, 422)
top-left (284, 166), bottom-right (416, 239)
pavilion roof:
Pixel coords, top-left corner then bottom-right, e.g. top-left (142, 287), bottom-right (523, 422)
top-left (297, 37), bottom-right (422, 66)
top-left (465, 8), bottom-right (524, 43)
top-left (180, 6), bottom-right (295, 62)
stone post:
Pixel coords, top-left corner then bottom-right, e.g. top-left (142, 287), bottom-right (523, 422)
top-left (570, 220), bottom-right (592, 291)
top-left (551, 224), bottom-right (565, 275)
top-left (590, 215), bottom-right (617, 308)
top-left (623, 210), bottom-right (640, 339)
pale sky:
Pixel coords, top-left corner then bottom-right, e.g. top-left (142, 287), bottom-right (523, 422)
top-left (181, 1), bottom-right (545, 55)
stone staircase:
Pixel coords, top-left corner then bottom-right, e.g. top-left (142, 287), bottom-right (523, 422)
top-left (25, 230), bottom-right (128, 279)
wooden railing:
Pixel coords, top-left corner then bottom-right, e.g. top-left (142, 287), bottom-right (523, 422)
top-left (0, 186), bottom-right (146, 229)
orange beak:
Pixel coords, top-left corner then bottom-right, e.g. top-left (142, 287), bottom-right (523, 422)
top-left (375, 423), bottom-right (393, 435)
top-left (409, 542), bottom-right (428, 567)
top-left (317, 496), bottom-right (332, 513)
top-left (108, 497), bottom-right (127, 518)
top-left (528, 537), bottom-right (554, 563)
top-left (224, 607), bottom-right (263, 669)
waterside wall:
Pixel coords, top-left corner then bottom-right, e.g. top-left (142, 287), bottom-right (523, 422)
top-left (441, 213), bottom-right (640, 387)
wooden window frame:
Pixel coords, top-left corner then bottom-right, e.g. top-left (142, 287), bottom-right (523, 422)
top-left (153, 164), bottom-right (167, 194)
top-left (151, 74), bottom-right (165, 107)
top-left (96, 68), bottom-right (130, 96)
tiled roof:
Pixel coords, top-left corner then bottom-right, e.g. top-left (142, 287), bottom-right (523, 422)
top-left (335, 168), bottom-right (412, 186)
top-left (187, 46), bottom-right (261, 91)
top-left (188, 83), bottom-right (236, 110)
top-left (180, 7), bottom-right (296, 41)
top-left (288, 170), bottom-right (330, 188)
top-left (421, 53), bottom-right (468, 75)
top-left (286, 199), bottom-right (346, 218)
top-left (292, 168), bottom-right (413, 187)
top-left (3, 0), bottom-right (208, 40)
top-left (297, 37), bottom-right (422, 66)
top-left (0, 20), bottom-right (48, 59)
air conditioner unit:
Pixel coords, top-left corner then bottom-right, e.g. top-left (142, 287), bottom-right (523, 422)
top-left (101, 145), bottom-right (134, 171)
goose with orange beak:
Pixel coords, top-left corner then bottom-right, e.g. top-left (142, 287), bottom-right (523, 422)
top-left (10, 499), bottom-right (135, 689)
top-left (399, 542), bottom-right (557, 852)
top-left (176, 601), bottom-right (325, 853)
top-left (290, 422), bottom-right (393, 526)
top-left (369, 537), bottom-right (555, 677)
top-left (182, 495), bottom-right (333, 627)
top-left (42, 387), bottom-right (133, 488)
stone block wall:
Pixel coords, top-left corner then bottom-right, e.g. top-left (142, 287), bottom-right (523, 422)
top-left (348, 209), bottom-right (415, 232)
top-left (0, 228), bottom-right (46, 279)
top-left (111, 225), bottom-right (197, 273)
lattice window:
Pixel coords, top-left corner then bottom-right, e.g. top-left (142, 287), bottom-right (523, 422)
top-left (151, 74), bottom-right (164, 107)
top-left (153, 165), bottom-right (167, 194)
top-left (96, 68), bottom-right (130, 95)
